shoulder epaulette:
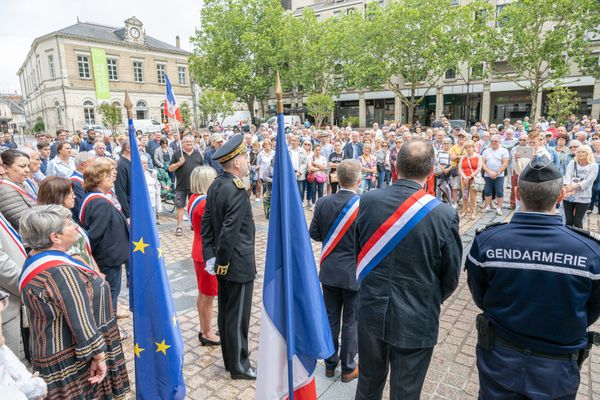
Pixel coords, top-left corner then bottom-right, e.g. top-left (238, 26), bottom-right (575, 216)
top-left (475, 221), bottom-right (507, 235)
top-left (566, 226), bottom-right (600, 243)
top-left (233, 177), bottom-right (245, 190)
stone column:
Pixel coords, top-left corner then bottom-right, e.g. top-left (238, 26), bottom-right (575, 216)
top-left (481, 83), bottom-right (491, 123)
top-left (591, 79), bottom-right (600, 120)
top-left (359, 92), bottom-right (366, 128)
top-left (435, 86), bottom-right (444, 118)
top-left (394, 95), bottom-right (402, 123)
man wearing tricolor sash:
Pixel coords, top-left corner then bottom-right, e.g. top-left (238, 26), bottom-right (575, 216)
top-left (309, 159), bottom-right (361, 383)
top-left (354, 139), bottom-right (462, 400)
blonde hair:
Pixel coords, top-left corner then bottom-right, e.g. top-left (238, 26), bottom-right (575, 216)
top-left (464, 140), bottom-right (476, 148)
top-left (190, 166), bottom-right (218, 195)
top-left (577, 144), bottom-right (594, 165)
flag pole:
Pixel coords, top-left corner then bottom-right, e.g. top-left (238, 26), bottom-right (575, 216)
top-left (276, 72), bottom-right (296, 400)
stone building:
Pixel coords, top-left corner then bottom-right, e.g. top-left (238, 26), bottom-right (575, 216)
top-left (17, 16), bottom-right (194, 134)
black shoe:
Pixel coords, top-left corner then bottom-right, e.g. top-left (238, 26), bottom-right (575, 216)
top-left (231, 367), bottom-right (256, 380)
top-left (325, 367), bottom-right (335, 378)
top-left (198, 333), bottom-right (220, 346)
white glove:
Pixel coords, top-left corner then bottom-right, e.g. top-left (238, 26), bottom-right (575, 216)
top-left (205, 258), bottom-right (216, 276)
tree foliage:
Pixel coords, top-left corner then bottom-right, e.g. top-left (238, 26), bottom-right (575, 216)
top-left (547, 86), bottom-right (581, 125)
top-left (32, 117), bottom-right (45, 133)
top-left (199, 89), bottom-right (237, 124)
top-left (180, 102), bottom-right (192, 128)
top-left (489, 0), bottom-right (600, 121)
top-left (306, 94), bottom-right (334, 128)
top-left (98, 102), bottom-right (122, 134)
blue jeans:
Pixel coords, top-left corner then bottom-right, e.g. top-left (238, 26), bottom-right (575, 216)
top-left (484, 176), bottom-right (504, 198)
top-left (360, 177), bottom-right (374, 192)
top-left (377, 170), bottom-right (386, 188)
top-left (308, 181), bottom-right (324, 204)
top-left (297, 180), bottom-right (306, 201)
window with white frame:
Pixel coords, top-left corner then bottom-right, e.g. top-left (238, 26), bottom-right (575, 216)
top-left (77, 55), bottom-right (90, 79)
top-left (156, 63), bottom-right (166, 84)
top-left (133, 61), bottom-right (144, 82)
top-left (178, 66), bottom-right (186, 85)
top-left (107, 58), bottom-right (118, 81)
top-left (48, 55), bottom-right (55, 79)
top-left (83, 100), bottom-right (95, 124)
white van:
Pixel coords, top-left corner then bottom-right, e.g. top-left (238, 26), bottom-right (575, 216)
top-left (132, 119), bottom-right (163, 134)
top-left (219, 111), bottom-right (252, 128)
top-left (265, 115), bottom-right (301, 129)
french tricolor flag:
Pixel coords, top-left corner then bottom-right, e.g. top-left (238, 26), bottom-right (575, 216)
top-left (165, 74), bottom-right (183, 123)
top-left (256, 97), bottom-right (334, 399)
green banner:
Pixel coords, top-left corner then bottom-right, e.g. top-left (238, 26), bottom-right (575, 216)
top-left (90, 47), bottom-right (110, 101)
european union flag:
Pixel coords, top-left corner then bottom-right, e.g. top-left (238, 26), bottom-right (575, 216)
top-left (127, 106), bottom-right (186, 399)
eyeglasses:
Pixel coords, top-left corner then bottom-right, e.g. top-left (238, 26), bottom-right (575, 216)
top-left (568, 146), bottom-right (579, 149)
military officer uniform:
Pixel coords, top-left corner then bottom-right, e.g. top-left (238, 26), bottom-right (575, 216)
top-left (354, 179), bottom-right (462, 400)
top-left (309, 188), bottom-right (359, 380)
top-left (466, 159), bottom-right (600, 399)
top-left (201, 134), bottom-right (257, 380)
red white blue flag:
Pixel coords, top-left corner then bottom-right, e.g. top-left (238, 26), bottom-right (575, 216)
top-left (165, 74), bottom-right (183, 123)
top-left (256, 112), bottom-right (334, 399)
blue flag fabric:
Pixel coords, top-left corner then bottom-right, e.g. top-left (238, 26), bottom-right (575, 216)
top-left (128, 118), bottom-right (186, 399)
top-left (260, 112), bottom-right (334, 397)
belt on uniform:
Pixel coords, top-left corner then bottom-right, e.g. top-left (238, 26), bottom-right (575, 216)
top-left (495, 336), bottom-right (578, 362)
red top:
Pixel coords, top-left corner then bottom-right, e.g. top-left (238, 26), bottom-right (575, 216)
top-left (188, 193), bottom-right (207, 262)
top-left (461, 156), bottom-right (479, 177)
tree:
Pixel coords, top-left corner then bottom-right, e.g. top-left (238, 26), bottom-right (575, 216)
top-left (489, 0), bottom-right (600, 122)
top-left (32, 117), bottom-right (45, 133)
top-left (199, 89), bottom-right (236, 124)
top-left (98, 102), bottom-right (122, 134)
top-left (180, 102), bottom-right (192, 128)
top-left (189, 0), bottom-right (289, 124)
top-left (547, 86), bottom-right (581, 125)
top-left (338, 0), bottom-right (490, 125)
top-left (306, 94), bottom-right (334, 128)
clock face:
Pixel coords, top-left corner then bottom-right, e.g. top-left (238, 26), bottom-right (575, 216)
top-left (130, 27), bottom-right (140, 39)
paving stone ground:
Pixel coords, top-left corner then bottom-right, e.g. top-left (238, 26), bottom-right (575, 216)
top-left (117, 201), bottom-right (600, 400)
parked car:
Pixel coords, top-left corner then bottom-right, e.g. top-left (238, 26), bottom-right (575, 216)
top-left (449, 119), bottom-right (467, 130)
top-left (132, 119), bottom-right (163, 135)
top-left (265, 115), bottom-right (301, 130)
top-left (81, 124), bottom-right (112, 137)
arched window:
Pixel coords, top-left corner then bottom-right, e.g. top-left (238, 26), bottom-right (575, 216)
top-left (136, 100), bottom-right (148, 120)
top-left (55, 100), bottom-right (62, 126)
top-left (83, 100), bottom-right (95, 124)
top-left (112, 101), bottom-right (123, 125)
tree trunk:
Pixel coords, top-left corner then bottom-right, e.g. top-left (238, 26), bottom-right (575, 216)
top-left (530, 87), bottom-right (539, 123)
top-left (246, 96), bottom-right (256, 126)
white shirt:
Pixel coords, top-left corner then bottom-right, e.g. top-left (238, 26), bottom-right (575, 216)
top-left (482, 147), bottom-right (509, 177)
top-left (46, 157), bottom-right (75, 178)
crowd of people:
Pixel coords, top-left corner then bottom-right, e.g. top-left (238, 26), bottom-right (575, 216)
top-left (0, 109), bottom-right (598, 399)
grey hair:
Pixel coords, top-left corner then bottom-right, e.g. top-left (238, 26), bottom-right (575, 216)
top-left (518, 177), bottom-right (563, 212)
top-left (190, 166), bottom-right (218, 195)
top-left (337, 159), bottom-right (362, 188)
top-left (19, 205), bottom-right (72, 250)
top-left (74, 151), bottom-right (94, 168)
top-left (140, 154), bottom-right (148, 163)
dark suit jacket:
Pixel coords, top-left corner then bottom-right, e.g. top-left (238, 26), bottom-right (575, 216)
top-left (115, 157), bottom-right (131, 218)
top-left (310, 189), bottom-right (359, 291)
top-left (342, 141), bottom-right (363, 160)
top-left (354, 179), bottom-right (462, 348)
top-left (201, 172), bottom-right (256, 283)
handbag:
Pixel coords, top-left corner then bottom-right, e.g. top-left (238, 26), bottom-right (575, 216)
top-left (306, 171), bottom-right (315, 183)
top-left (330, 171), bottom-right (338, 183)
top-left (467, 157), bottom-right (485, 192)
top-left (315, 171), bottom-right (327, 183)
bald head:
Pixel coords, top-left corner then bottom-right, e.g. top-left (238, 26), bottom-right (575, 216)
top-left (397, 139), bottom-right (434, 180)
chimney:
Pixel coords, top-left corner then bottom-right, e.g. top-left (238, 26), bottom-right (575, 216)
top-left (176, 35), bottom-right (180, 49)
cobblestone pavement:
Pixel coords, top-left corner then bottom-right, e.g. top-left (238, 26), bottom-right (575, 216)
top-left (117, 202), bottom-right (600, 400)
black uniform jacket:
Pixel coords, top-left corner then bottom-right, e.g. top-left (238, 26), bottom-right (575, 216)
top-left (309, 189), bottom-right (359, 291)
top-left (201, 172), bottom-right (256, 283)
top-left (354, 179), bottom-right (462, 348)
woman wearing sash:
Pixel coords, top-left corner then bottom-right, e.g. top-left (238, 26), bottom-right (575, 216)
top-left (0, 150), bottom-right (36, 229)
top-left (80, 163), bottom-right (129, 318)
top-left (19, 205), bottom-right (130, 399)
top-left (188, 166), bottom-right (220, 346)
top-left (37, 176), bottom-right (98, 271)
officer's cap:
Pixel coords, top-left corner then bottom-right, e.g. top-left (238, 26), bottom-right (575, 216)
top-left (212, 134), bottom-right (245, 163)
top-left (519, 156), bottom-right (562, 183)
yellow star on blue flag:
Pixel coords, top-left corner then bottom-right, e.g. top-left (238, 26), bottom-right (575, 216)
top-left (127, 92), bottom-right (186, 399)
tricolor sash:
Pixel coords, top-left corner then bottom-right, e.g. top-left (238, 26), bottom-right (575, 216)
top-left (78, 192), bottom-right (114, 222)
top-left (19, 250), bottom-right (94, 292)
top-left (0, 213), bottom-right (26, 258)
top-left (356, 189), bottom-right (441, 283)
top-left (320, 195), bottom-right (359, 263)
top-left (0, 179), bottom-right (36, 202)
top-left (23, 179), bottom-right (38, 200)
top-left (69, 172), bottom-right (84, 186)
top-left (187, 194), bottom-right (206, 221)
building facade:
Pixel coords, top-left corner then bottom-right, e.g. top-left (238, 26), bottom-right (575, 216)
top-left (17, 17), bottom-right (194, 134)
top-left (0, 95), bottom-right (26, 135)
top-left (280, 0), bottom-right (599, 127)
